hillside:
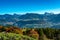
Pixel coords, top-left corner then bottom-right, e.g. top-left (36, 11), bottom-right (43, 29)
top-left (0, 26), bottom-right (60, 40)
top-left (0, 33), bottom-right (36, 40)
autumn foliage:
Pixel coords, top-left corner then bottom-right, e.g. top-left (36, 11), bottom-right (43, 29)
top-left (0, 26), bottom-right (60, 40)
top-left (28, 29), bottom-right (39, 39)
top-left (0, 26), bottom-right (23, 34)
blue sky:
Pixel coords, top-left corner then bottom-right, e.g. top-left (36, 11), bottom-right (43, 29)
top-left (0, 0), bottom-right (60, 14)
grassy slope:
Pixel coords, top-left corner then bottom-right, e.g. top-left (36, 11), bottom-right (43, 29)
top-left (0, 32), bottom-right (36, 40)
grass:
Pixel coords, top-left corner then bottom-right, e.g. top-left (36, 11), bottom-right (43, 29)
top-left (0, 32), bottom-right (36, 40)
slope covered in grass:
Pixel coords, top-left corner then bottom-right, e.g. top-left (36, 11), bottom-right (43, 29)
top-left (0, 33), bottom-right (36, 40)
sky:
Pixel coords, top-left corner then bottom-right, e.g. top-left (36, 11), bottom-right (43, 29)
top-left (0, 0), bottom-right (60, 14)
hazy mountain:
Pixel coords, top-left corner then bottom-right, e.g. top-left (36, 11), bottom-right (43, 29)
top-left (0, 12), bottom-right (60, 28)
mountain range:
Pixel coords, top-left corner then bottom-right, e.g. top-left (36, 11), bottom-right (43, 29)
top-left (0, 12), bottom-right (60, 28)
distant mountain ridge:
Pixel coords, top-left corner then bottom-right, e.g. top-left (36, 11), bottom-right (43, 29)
top-left (0, 12), bottom-right (60, 28)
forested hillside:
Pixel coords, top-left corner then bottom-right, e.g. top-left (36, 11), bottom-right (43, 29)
top-left (0, 26), bottom-right (60, 40)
